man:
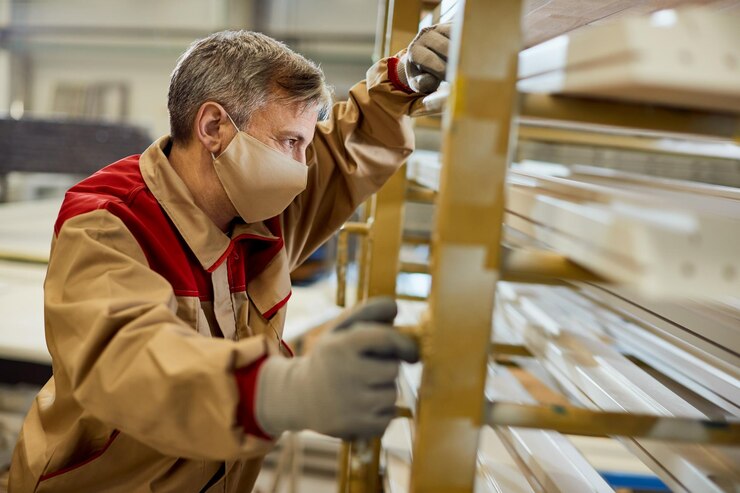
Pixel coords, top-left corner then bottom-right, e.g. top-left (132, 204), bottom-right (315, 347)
top-left (10, 24), bottom-right (450, 492)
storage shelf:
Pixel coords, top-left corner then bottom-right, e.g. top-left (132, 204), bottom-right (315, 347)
top-left (347, 1), bottom-right (740, 491)
top-left (412, 8), bottom-right (740, 140)
top-left (411, 87), bottom-right (740, 140)
top-left (393, 279), bottom-right (740, 490)
top-left (406, 150), bottom-right (740, 300)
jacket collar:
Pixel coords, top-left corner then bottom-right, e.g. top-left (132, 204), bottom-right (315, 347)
top-left (139, 136), bottom-right (280, 272)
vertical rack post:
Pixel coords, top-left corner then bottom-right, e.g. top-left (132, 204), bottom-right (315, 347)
top-left (339, 1), bottom-right (422, 491)
top-left (355, 198), bottom-right (374, 302)
top-left (365, 0), bottom-right (422, 300)
top-left (409, 0), bottom-right (523, 491)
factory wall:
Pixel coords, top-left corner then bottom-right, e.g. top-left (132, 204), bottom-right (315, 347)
top-left (1, 0), bottom-right (377, 139)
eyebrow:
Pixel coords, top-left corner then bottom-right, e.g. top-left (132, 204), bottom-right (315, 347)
top-left (276, 130), bottom-right (307, 142)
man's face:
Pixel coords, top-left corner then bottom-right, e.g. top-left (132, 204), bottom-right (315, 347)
top-left (244, 100), bottom-right (320, 165)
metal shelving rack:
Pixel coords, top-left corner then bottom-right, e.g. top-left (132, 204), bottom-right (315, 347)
top-left (335, 1), bottom-right (740, 492)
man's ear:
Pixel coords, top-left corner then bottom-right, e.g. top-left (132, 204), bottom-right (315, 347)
top-left (194, 102), bottom-right (234, 156)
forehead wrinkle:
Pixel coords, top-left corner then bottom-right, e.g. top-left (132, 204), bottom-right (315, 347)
top-left (246, 98), bottom-right (318, 139)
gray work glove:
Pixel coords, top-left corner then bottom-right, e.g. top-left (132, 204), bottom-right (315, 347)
top-left (255, 297), bottom-right (419, 440)
top-left (397, 22), bottom-right (451, 94)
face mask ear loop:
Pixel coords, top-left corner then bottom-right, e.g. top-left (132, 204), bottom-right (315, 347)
top-left (212, 111), bottom-right (241, 160)
top-left (225, 111), bottom-right (240, 132)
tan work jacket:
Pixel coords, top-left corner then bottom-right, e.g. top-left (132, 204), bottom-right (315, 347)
top-left (10, 56), bottom-right (417, 493)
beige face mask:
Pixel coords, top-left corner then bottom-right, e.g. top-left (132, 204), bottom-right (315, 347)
top-left (212, 115), bottom-right (308, 224)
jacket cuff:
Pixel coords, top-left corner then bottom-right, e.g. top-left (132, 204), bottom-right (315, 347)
top-left (388, 57), bottom-right (415, 94)
top-left (234, 356), bottom-right (273, 440)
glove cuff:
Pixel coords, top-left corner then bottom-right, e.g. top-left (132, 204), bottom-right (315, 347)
top-left (254, 356), bottom-right (304, 437)
top-left (234, 356), bottom-right (272, 440)
top-left (388, 56), bottom-right (415, 94)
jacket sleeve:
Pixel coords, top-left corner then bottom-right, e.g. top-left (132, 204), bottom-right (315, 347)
top-left (281, 56), bottom-right (420, 270)
top-left (45, 209), bottom-right (276, 460)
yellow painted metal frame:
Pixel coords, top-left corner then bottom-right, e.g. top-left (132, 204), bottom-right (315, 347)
top-left (0, 252), bottom-right (48, 265)
top-left (410, 86), bottom-right (740, 144)
top-left (517, 123), bottom-right (740, 160)
top-left (486, 401), bottom-right (740, 445)
top-left (499, 246), bottom-right (602, 284)
top-left (337, 0), bottom-right (422, 491)
top-left (519, 94), bottom-right (740, 142)
top-left (409, 1), bottom-right (523, 491)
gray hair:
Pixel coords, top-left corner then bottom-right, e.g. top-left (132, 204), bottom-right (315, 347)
top-left (168, 30), bottom-right (332, 144)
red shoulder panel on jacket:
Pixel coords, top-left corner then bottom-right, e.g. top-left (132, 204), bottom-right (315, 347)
top-left (54, 156), bottom-right (213, 301)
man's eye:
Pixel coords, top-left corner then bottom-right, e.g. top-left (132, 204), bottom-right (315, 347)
top-left (285, 139), bottom-right (298, 149)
